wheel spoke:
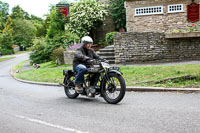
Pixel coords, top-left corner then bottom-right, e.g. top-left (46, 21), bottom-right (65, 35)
top-left (105, 75), bottom-right (122, 100)
top-left (102, 73), bottom-right (126, 104)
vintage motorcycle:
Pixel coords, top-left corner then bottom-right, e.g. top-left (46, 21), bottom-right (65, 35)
top-left (60, 60), bottom-right (126, 104)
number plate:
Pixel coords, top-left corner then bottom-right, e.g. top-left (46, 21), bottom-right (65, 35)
top-left (110, 67), bottom-right (119, 71)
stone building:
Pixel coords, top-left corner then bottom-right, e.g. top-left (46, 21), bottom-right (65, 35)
top-left (126, 0), bottom-right (200, 33)
top-left (113, 0), bottom-right (200, 64)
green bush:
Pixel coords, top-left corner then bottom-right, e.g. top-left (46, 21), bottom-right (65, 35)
top-left (30, 38), bottom-right (51, 64)
top-left (51, 46), bottom-right (65, 65)
top-left (106, 32), bottom-right (118, 45)
top-left (98, 40), bottom-right (108, 48)
top-left (0, 48), bottom-right (14, 55)
top-left (63, 31), bottom-right (80, 48)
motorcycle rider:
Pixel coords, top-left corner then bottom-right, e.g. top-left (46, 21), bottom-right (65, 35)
top-left (73, 36), bottom-right (103, 93)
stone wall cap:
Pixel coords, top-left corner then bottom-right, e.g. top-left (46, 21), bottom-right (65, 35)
top-left (165, 32), bottom-right (200, 39)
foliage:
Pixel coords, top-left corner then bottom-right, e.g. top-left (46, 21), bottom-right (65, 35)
top-left (66, 0), bottom-right (109, 37)
top-left (0, 1), bottom-right (9, 21)
top-left (105, 32), bottom-right (118, 45)
top-left (0, 1), bottom-right (9, 31)
top-left (51, 46), bottom-right (65, 65)
top-left (30, 38), bottom-right (51, 64)
top-left (63, 31), bottom-right (80, 48)
top-left (46, 6), bottom-right (80, 48)
top-left (98, 40), bottom-right (108, 48)
top-left (109, 0), bottom-right (126, 31)
top-left (0, 12), bottom-right (3, 32)
top-left (30, 15), bottom-right (45, 37)
top-left (0, 16), bottom-right (14, 55)
top-left (3, 16), bottom-right (12, 33)
top-left (11, 5), bottom-right (27, 20)
top-left (36, 16), bottom-right (50, 37)
top-left (46, 6), bottom-right (66, 40)
top-left (12, 19), bottom-right (36, 47)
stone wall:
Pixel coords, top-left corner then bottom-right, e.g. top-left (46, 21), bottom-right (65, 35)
top-left (114, 32), bottom-right (200, 63)
top-left (126, 0), bottom-right (200, 33)
top-left (63, 51), bottom-right (75, 65)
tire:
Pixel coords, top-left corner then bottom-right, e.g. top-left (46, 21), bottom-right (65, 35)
top-left (64, 77), bottom-right (79, 99)
top-left (101, 73), bottom-right (126, 104)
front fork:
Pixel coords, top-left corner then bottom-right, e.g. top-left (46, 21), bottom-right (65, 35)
top-left (100, 70), bottom-right (123, 91)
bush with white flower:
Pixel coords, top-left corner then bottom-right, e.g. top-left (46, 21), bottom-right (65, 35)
top-left (66, 0), bottom-right (108, 37)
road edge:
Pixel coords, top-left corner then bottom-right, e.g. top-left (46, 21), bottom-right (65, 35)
top-left (10, 69), bottom-right (200, 92)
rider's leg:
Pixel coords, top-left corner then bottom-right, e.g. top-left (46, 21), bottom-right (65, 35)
top-left (74, 64), bottom-right (87, 92)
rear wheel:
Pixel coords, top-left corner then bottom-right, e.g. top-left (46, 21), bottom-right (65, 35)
top-left (101, 73), bottom-right (126, 104)
top-left (64, 77), bottom-right (79, 99)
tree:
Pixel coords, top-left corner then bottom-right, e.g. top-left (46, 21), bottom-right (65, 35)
top-left (66, 0), bottom-right (108, 37)
top-left (0, 1), bottom-right (9, 31)
top-left (46, 6), bottom-right (66, 40)
top-left (109, 0), bottom-right (126, 31)
top-left (11, 5), bottom-right (27, 20)
top-left (0, 16), bottom-right (14, 55)
top-left (0, 11), bottom-right (3, 32)
top-left (12, 19), bottom-right (36, 47)
top-left (0, 1), bottom-right (9, 21)
top-left (3, 16), bottom-right (13, 33)
top-left (29, 15), bottom-right (45, 37)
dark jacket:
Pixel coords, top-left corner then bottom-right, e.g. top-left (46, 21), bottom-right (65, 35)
top-left (73, 45), bottom-right (101, 69)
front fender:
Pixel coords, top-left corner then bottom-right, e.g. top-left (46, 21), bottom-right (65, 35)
top-left (100, 70), bottom-right (123, 91)
top-left (107, 70), bottom-right (123, 75)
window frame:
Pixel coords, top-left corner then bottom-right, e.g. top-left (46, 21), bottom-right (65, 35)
top-left (168, 4), bottom-right (184, 13)
top-left (134, 6), bottom-right (164, 16)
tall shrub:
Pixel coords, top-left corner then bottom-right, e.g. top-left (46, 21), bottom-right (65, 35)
top-left (66, 0), bottom-right (108, 37)
top-left (30, 38), bottom-right (50, 64)
top-left (12, 19), bottom-right (36, 47)
top-left (109, 0), bottom-right (126, 31)
top-left (0, 16), bottom-right (14, 55)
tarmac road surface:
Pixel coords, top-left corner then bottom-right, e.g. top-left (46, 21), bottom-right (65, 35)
top-left (0, 53), bottom-right (200, 133)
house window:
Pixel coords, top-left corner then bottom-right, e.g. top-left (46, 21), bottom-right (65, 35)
top-left (168, 4), bottom-right (184, 13)
top-left (135, 6), bottom-right (163, 16)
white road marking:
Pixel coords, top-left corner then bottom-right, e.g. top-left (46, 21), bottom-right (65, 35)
top-left (15, 115), bottom-right (89, 133)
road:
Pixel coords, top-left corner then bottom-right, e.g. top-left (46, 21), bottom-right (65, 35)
top-left (0, 53), bottom-right (200, 133)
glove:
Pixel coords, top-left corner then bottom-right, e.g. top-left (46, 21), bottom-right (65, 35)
top-left (86, 59), bottom-right (94, 64)
top-left (84, 56), bottom-right (91, 61)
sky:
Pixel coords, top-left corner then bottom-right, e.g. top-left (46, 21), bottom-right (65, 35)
top-left (2, 0), bottom-right (79, 18)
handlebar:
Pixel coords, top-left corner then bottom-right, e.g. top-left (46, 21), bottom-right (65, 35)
top-left (87, 59), bottom-right (109, 65)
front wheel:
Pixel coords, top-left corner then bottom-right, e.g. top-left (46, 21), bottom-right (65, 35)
top-left (64, 77), bottom-right (79, 99)
top-left (101, 73), bottom-right (126, 104)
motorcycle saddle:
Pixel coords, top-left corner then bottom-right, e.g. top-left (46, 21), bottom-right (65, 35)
top-left (63, 70), bottom-right (76, 76)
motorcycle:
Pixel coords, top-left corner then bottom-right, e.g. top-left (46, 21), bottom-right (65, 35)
top-left (60, 60), bottom-right (126, 104)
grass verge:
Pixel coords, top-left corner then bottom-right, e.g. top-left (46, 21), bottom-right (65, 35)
top-left (12, 60), bottom-right (29, 72)
top-left (0, 57), bottom-right (15, 62)
top-left (13, 61), bottom-right (200, 88)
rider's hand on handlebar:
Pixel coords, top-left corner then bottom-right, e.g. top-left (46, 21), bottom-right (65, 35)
top-left (86, 59), bottom-right (94, 64)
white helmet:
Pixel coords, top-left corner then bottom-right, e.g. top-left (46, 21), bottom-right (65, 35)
top-left (81, 36), bottom-right (93, 45)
